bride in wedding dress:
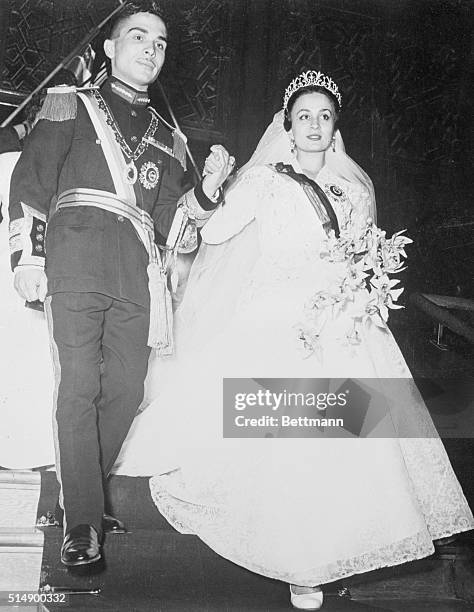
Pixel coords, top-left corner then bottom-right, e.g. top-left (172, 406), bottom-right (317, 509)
top-left (116, 72), bottom-right (473, 609)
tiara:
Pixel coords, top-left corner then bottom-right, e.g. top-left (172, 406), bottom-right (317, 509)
top-left (283, 70), bottom-right (342, 110)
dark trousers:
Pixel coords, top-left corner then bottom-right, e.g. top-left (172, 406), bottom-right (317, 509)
top-left (45, 292), bottom-right (151, 535)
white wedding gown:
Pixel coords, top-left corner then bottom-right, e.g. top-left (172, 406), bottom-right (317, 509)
top-left (115, 163), bottom-right (473, 586)
top-left (0, 152), bottom-right (55, 468)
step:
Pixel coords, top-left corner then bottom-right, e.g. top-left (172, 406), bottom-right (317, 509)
top-left (0, 528), bottom-right (44, 591)
top-left (0, 470), bottom-right (41, 528)
top-left (0, 472), bottom-right (44, 592)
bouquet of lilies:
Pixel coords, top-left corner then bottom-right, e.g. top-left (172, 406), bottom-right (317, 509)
top-left (298, 219), bottom-right (412, 354)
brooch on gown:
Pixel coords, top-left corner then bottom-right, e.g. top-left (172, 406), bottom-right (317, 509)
top-left (329, 185), bottom-right (344, 197)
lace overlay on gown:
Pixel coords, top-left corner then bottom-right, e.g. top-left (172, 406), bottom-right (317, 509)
top-left (116, 163), bottom-right (473, 586)
top-left (151, 472), bottom-right (437, 585)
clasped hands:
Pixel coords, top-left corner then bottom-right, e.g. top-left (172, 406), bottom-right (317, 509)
top-left (201, 144), bottom-right (235, 200)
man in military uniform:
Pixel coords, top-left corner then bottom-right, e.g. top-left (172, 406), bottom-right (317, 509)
top-left (9, 1), bottom-right (234, 566)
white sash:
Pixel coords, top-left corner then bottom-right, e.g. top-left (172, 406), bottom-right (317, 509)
top-left (77, 91), bottom-right (173, 354)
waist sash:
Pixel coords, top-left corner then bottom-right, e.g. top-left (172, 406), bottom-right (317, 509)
top-left (55, 186), bottom-right (173, 354)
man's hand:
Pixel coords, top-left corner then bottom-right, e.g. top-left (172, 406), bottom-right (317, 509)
top-left (14, 268), bottom-right (47, 302)
top-left (202, 145), bottom-right (235, 199)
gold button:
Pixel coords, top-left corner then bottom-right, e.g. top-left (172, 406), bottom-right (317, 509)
top-left (35, 244), bottom-right (43, 252)
top-left (131, 110), bottom-right (137, 117)
top-left (117, 215), bottom-right (124, 222)
top-left (131, 135), bottom-right (138, 143)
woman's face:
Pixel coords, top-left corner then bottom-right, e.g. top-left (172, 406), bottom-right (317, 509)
top-left (289, 91), bottom-right (336, 154)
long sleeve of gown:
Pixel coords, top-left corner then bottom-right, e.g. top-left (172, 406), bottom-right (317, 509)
top-left (152, 155), bottom-right (218, 245)
top-left (200, 166), bottom-right (273, 244)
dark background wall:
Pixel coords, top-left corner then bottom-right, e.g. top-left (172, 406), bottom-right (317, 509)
top-left (0, 0), bottom-right (472, 298)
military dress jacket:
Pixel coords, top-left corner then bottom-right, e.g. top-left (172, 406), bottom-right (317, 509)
top-left (0, 126), bottom-right (22, 154)
top-left (9, 77), bottom-right (215, 308)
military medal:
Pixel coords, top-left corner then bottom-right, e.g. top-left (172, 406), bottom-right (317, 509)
top-left (92, 90), bottom-right (159, 186)
top-left (139, 161), bottom-right (160, 189)
top-left (126, 161), bottom-right (138, 184)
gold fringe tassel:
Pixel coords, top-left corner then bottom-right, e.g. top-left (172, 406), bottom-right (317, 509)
top-left (147, 262), bottom-right (174, 355)
top-left (37, 86), bottom-right (78, 122)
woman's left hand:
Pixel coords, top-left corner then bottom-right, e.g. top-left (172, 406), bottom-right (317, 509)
top-left (202, 145), bottom-right (235, 199)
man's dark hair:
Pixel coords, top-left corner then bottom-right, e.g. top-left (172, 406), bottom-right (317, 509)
top-left (107, 1), bottom-right (167, 39)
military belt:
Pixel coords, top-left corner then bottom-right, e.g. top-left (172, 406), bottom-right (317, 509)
top-left (55, 187), bottom-right (173, 354)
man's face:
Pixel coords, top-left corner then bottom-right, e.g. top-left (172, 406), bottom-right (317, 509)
top-left (104, 12), bottom-right (167, 90)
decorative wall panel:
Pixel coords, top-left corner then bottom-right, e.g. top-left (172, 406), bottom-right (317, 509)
top-left (159, 0), bottom-right (242, 142)
top-left (0, 0), bottom-right (115, 94)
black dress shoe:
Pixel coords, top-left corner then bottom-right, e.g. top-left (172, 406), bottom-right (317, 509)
top-left (102, 513), bottom-right (127, 534)
top-left (61, 524), bottom-right (101, 567)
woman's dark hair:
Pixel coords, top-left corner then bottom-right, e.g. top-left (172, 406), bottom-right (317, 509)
top-left (283, 85), bottom-right (340, 131)
top-left (107, 1), bottom-right (167, 39)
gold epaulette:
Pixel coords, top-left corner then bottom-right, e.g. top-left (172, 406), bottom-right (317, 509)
top-left (148, 107), bottom-right (187, 171)
top-left (37, 85), bottom-right (78, 122)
